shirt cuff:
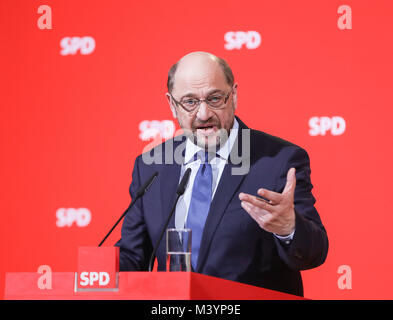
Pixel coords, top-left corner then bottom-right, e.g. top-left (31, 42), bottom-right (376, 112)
top-left (274, 229), bottom-right (295, 244)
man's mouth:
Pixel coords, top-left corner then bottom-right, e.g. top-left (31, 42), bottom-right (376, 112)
top-left (196, 125), bottom-right (217, 135)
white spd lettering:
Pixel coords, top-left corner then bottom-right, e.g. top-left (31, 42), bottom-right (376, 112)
top-left (60, 36), bottom-right (95, 55)
top-left (79, 272), bottom-right (110, 286)
top-left (308, 116), bottom-right (346, 136)
top-left (224, 31), bottom-right (261, 50)
top-left (56, 208), bottom-right (91, 227)
top-left (139, 120), bottom-right (175, 141)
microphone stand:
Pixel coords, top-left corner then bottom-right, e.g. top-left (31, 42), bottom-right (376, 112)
top-left (98, 172), bottom-right (158, 247)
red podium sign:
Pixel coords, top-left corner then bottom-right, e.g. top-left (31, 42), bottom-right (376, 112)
top-left (4, 247), bottom-right (304, 300)
top-left (76, 247), bottom-right (119, 291)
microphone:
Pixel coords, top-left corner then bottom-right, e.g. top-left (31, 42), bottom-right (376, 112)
top-left (148, 168), bottom-right (192, 271)
top-left (98, 171), bottom-right (158, 247)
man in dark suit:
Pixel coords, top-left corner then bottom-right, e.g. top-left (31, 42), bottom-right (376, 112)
top-left (116, 52), bottom-right (328, 296)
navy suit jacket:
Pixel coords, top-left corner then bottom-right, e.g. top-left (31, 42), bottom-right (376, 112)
top-left (116, 118), bottom-right (328, 296)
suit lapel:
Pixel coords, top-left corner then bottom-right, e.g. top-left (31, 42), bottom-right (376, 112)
top-left (196, 163), bottom-right (246, 271)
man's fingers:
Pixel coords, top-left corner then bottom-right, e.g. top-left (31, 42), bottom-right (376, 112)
top-left (239, 192), bottom-right (275, 212)
top-left (256, 188), bottom-right (282, 204)
top-left (239, 168), bottom-right (296, 209)
top-left (241, 201), bottom-right (271, 223)
top-left (283, 167), bottom-right (296, 195)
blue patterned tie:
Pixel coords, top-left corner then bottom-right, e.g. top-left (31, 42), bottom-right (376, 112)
top-left (186, 152), bottom-right (212, 270)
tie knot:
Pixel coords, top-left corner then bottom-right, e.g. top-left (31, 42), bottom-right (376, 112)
top-left (193, 151), bottom-right (216, 164)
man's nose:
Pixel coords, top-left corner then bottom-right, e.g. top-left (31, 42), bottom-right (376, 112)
top-left (196, 101), bottom-right (213, 121)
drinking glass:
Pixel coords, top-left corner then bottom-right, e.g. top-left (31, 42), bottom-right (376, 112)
top-left (166, 228), bottom-right (192, 272)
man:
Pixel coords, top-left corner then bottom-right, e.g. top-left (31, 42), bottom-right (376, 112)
top-left (116, 52), bottom-right (328, 296)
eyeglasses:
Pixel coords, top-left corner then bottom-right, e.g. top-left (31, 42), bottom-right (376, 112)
top-left (170, 89), bottom-right (233, 113)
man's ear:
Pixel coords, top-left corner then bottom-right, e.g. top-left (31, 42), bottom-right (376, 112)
top-left (232, 83), bottom-right (238, 110)
top-left (166, 93), bottom-right (177, 119)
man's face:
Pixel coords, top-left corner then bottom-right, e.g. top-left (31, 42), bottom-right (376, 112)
top-left (166, 56), bottom-right (237, 151)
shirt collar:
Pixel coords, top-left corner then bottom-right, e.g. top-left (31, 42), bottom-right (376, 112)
top-left (184, 118), bottom-right (239, 164)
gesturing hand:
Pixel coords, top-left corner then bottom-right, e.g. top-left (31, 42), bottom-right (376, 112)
top-left (239, 167), bottom-right (296, 236)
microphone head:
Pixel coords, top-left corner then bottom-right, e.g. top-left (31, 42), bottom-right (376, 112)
top-left (177, 168), bottom-right (191, 196)
top-left (135, 171), bottom-right (158, 198)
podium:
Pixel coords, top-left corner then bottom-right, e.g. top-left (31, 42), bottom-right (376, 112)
top-left (4, 247), bottom-right (304, 300)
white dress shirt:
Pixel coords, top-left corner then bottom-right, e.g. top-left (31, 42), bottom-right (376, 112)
top-left (174, 118), bottom-right (294, 244)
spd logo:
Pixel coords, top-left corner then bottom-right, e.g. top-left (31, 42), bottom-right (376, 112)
top-left (79, 272), bottom-right (110, 287)
top-left (56, 208), bottom-right (91, 227)
top-left (308, 116), bottom-right (346, 136)
top-left (60, 36), bottom-right (96, 55)
top-left (139, 120), bottom-right (176, 141)
top-left (224, 31), bottom-right (261, 50)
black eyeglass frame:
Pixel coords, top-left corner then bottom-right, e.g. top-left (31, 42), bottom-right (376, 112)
top-left (170, 88), bottom-right (234, 113)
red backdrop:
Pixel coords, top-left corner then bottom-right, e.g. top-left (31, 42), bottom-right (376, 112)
top-left (1, 0), bottom-right (392, 299)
